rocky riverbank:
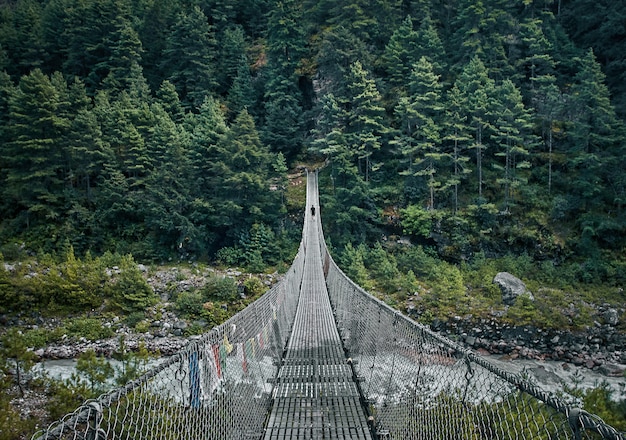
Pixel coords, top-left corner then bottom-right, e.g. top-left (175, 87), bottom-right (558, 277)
top-left (2, 265), bottom-right (280, 360)
top-left (430, 315), bottom-right (626, 378)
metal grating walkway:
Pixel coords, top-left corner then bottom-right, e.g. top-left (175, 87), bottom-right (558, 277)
top-left (263, 172), bottom-right (373, 440)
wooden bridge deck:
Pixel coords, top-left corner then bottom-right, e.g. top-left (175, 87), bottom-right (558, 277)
top-left (263, 172), bottom-right (373, 440)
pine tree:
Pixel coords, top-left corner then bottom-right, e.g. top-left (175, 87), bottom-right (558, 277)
top-left (414, 13), bottom-right (447, 74)
top-left (4, 69), bottom-right (67, 228)
top-left (533, 77), bottom-right (564, 194)
top-left (382, 16), bottom-right (420, 93)
top-left (63, 0), bottom-right (131, 93)
top-left (402, 57), bottom-right (445, 209)
top-left (102, 18), bottom-right (146, 96)
top-left (6, 0), bottom-right (46, 75)
top-left (137, 0), bottom-right (180, 91)
top-left (451, 0), bottom-right (516, 81)
top-left (161, 6), bottom-right (217, 110)
top-left (63, 78), bottom-right (112, 202)
top-left (262, 0), bottom-right (306, 159)
top-left (455, 56), bottom-right (496, 199)
top-left (316, 27), bottom-right (370, 97)
top-left (0, 72), bottom-right (16, 219)
top-left (156, 80), bottom-right (184, 124)
top-left (345, 61), bottom-right (387, 182)
top-left (227, 60), bottom-right (256, 119)
top-left (568, 49), bottom-right (622, 212)
top-left (143, 104), bottom-right (198, 255)
top-left (186, 96), bottom-right (228, 200)
top-left (217, 25), bottom-right (248, 94)
top-left (442, 85), bottom-right (472, 213)
top-left (518, 17), bottom-right (556, 89)
top-left (219, 109), bottom-right (273, 231)
top-left (492, 79), bottom-right (535, 211)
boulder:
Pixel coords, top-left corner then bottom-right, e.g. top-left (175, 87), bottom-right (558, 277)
top-left (602, 308), bottom-right (619, 326)
top-left (493, 272), bottom-right (534, 306)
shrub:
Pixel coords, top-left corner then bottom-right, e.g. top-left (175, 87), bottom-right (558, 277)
top-left (216, 246), bottom-right (241, 267)
top-left (175, 291), bottom-right (205, 317)
top-left (201, 276), bottom-right (237, 301)
top-left (106, 255), bottom-right (156, 312)
top-left (66, 317), bottom-right (114, 341)
top-left (243, 277), bottom-right (266, 297)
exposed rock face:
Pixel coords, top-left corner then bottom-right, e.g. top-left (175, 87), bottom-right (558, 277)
top-left (493, 272), bottom-right (534, 305)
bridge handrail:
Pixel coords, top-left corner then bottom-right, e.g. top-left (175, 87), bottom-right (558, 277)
top-left (32, 241), bottom-right (307, 440)
top-left (315, 196), bottom-right (624, 440)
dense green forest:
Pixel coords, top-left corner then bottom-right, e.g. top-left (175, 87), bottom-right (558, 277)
top-left (0, 0), bottom-right (625, 305)
top-left (1, 0), bottom-right (626, 434)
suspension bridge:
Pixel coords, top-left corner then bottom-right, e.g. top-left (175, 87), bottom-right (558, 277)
top-left (33, 170), bottom-right (625, 440)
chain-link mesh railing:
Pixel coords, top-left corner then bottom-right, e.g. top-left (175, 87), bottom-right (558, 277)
top-left (32, 241), bottom-right (305, 440)
top-left (318, 224), bottom-right (625, 439)
top-left (32, 169), bottom-right (625, 440)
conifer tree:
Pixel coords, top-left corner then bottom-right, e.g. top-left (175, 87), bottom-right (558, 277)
top-left (568, 49), bottom-right (622, 212)
top-left (220, 109), bottom-right (273, 231)
top-left (316, 27), bottom-right (370, 97)
top-left (217, 25), bottom-right (248, 95)
top-left (156, 80), bottom-right (184, 124)
top-left (187, 96), bottom-right (228, 201)
top-left (6, 0), bottom-right (46, 75)
top-left (382, 16), bottom-right (420, 93)
top-left (227, 60), bottom-right (256, 119)
top-left (4, 69), bottom-right (67, 228)
top-left (455, 56), bottom-right (496, 199)
top-left (102, 18), bottom-right (146, 96)
top-left (345, 61), bottom-right (387, 182)
top-left (518, 18), bottom-right (556, 89)
top-left (492, 79), bottom-right (535, 211)
top-left (442, 85), bottom-right (472, 213)
top-left (262, 0), bottom-right (306, 159)
top-left (397, 57), bottom-right (445, 209)
top-left (161, 6), bottom-right (217, 110)
top-left (533, 77), bottom-right (564, 194)
top-left (414, 13), bottom-right (446, 74)
top-left (143, 104), bottom-right (198, 255)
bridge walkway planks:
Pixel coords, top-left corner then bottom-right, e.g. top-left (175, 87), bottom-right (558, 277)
top-left (263, 171), bottom-right (373, 440)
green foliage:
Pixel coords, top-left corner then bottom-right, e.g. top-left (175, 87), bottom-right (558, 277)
top-left (243, 276), bottom-right (266, 297)
top-left (43, 375), bottom-right (93, 421)
top-left (0, 375), bottom-right (36, 440)
top-left (505, 294), bottom-right (541, 326)
top-left (400, 205), bottom-right (433, 238)
top-left (200, 276), bottom-right (238, 301)
top-left (0, 0), bottom-right (623, 330)
top-left (0, 328), bottom-right (37, 397)
top-left (106, 255), bottom-right (156, 313)
top-left (21, 326), bottom-right (67, 349)
top-left (175, 291), bottom-right (205, 317)
top-left (112, 337), bottom-right (152, 386)
top-left (66, 317), bottom-right (114, 341)
top-left (76, 349), bottom-right (114, 394)
top-left (340, 243), bottom-right (372, 290)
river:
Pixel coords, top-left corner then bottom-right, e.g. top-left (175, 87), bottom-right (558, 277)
top-left (33, 354), bottom-right (626, 402)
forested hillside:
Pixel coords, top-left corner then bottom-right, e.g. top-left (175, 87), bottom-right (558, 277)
top-left (0, 0), bottom-right (625, 288)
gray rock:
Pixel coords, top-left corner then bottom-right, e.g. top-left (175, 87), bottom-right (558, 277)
top-left (597, 363), bottom-right (626, 377)
top-left (493, 272), bottom-right (534, 306)
top-left (173, 320), bottom-right (188, 330)
top-left (602, 308), bottom-right (619, 326)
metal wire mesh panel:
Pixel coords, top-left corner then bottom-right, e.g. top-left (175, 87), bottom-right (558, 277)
top-left (262, 170), bottom-right (373, 439)
top-left (321, 235), bottom-right (625, 440)
top-left (32, 170), bottom-right (625, 440)
top-left (32, 243), bottom-right (305, 440)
